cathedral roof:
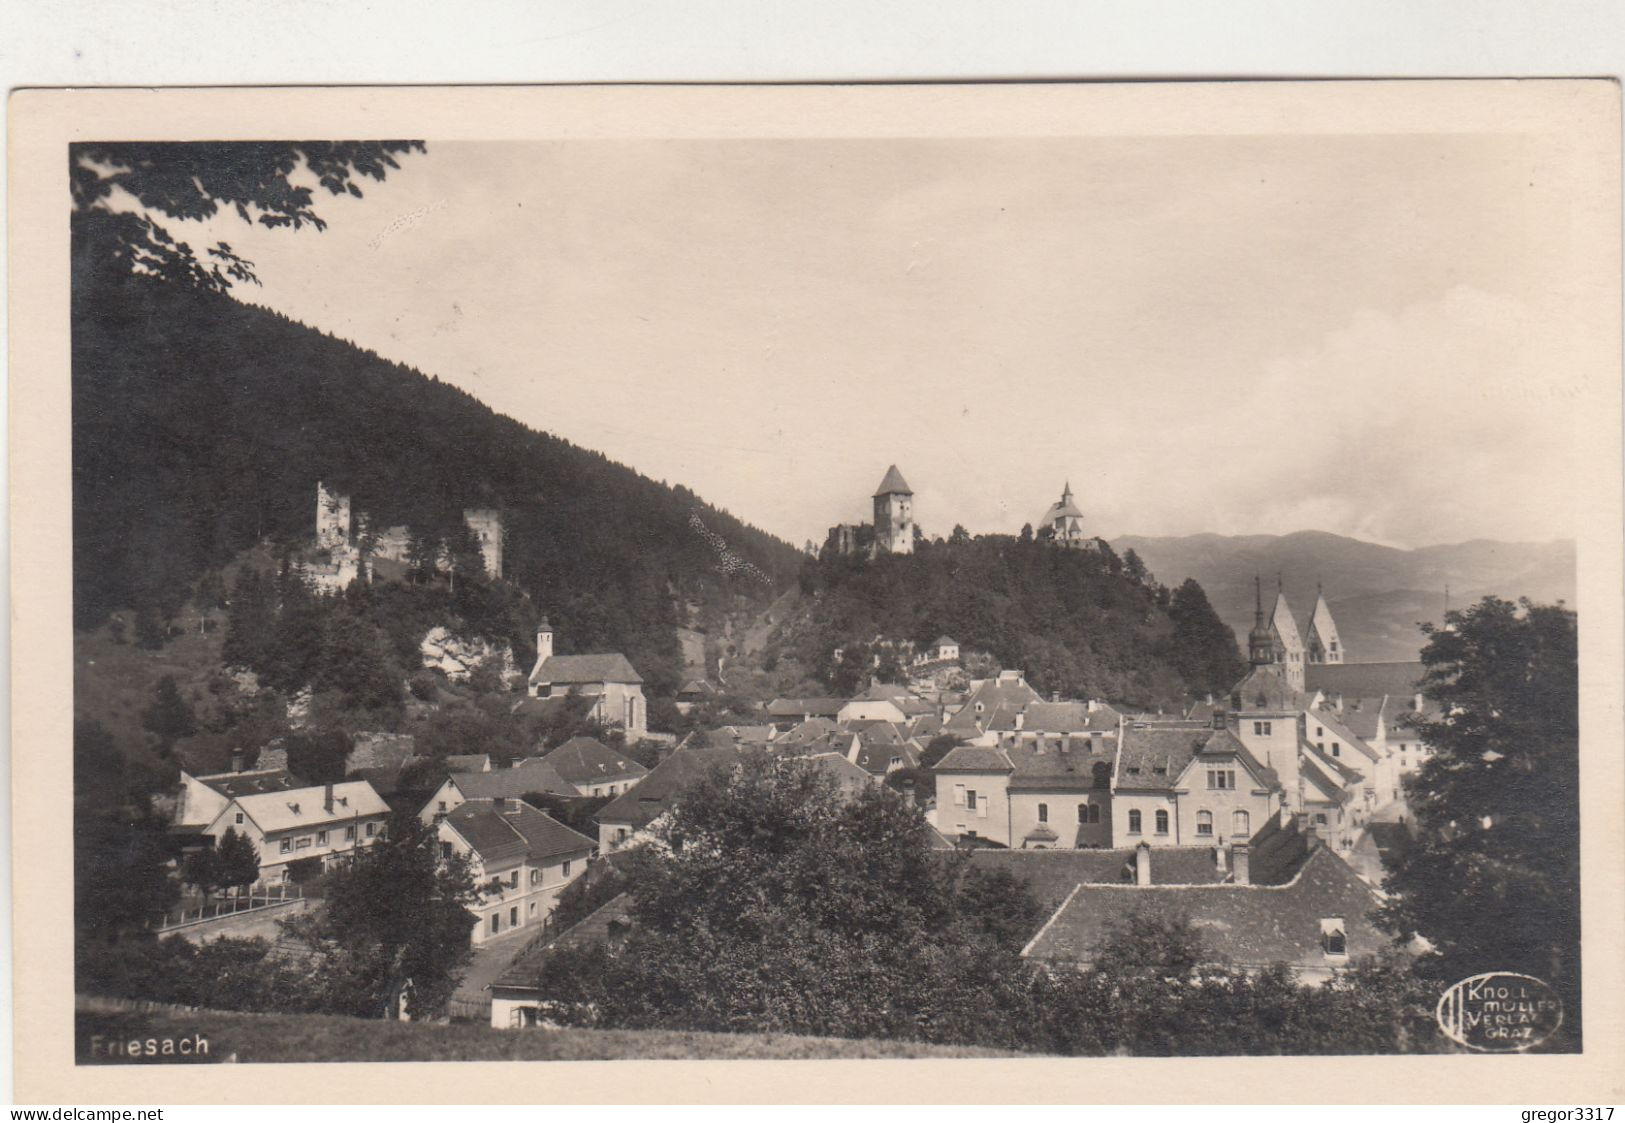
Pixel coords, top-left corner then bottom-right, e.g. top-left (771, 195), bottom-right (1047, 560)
top-left (872, 464), bottom-right (913, 497)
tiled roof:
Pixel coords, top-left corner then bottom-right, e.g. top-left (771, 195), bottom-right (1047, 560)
top-left (453, 759), bottom-right (579, 800)
top-left (596, 745), bottom-right (742, 830)
top-left (445, 754), bottom-right (491, 773)
top-left (197, 768), bottom-right (300, 798)
top-left (934, 746), bottom-right (1013, 773)
top-left (1229, 664), bottom-right (1309, 713)
top-left (931, 636), bottom-right (959, 649)
top-left (804, 751), bottom-right (875, 798)
top-left (909, 715), bottom-right (945, 739)
top-left (944, 677), bottom-right (1044, 733)
top-left (229, 780), bottom-right (389, 834)
top-left (1020, 702), bottom-right (1122, 734)
top-left (1190, 728), bottom-right (1283, 793)
top-left (1304, 661), bottom-right (1426, 700)
top-left (1022, 846), bottom-right (1385, 972)
top-left (962, 847), bottom-right (1226, 910)
top-left (777, 717), bottom-right (839, 743)
top-left (530, 653), bottom-right (643, 686)
top-left (1331, 697), bottom-right (1387, 741)
top-left (492, 892), bottom-right (636, 993)
top-left (1114, 723), bottom-right (1213, 793)
top-left (767, 697), bottom-right (847, 718)
top-left (851, 740), bottom-right (919, 776)
top-left (872, 464), bottom-right (912, 496)
top-left (845, 719), bottom-right (906, 745)
top-left (1005, 742), bottom-right (1115, 792)
top-left (1300, 754), bottom-right (1355, 805)
top-left (446, 799), bottom-right (595, 867)
top-left (676, 680), bottom-right (715, 697)
top-left (543, 737), bottom-right (650, 786)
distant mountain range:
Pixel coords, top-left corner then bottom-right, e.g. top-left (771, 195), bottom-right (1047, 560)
top-left (1110, 531), bottom-right (1576, 663)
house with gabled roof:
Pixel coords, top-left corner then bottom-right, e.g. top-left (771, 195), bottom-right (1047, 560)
top-left (1021, 840), bottom-right (1385, 986)
top-left (203, 778), bottom-right (392, 884)
top-left (941, 672), bottom-right (1044, 740)
top-left (1109, 720), bottom-right (1284, 850)
top-left (435, 798), bottom-right (595, 946)
top-left (595, 743), bottom-right (742, 852)
top-left (542, 736), bottom-right (650, 799)
top-left (419, 758), bottom-right (579, 824)
top-left (488, 890), bottom-right (637, 1028)
top-left (526, 618), bottom-right (646, 738)
top-left (174, 766), bottom-right (303, 831)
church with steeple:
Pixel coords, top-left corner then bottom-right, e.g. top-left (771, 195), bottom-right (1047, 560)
top-left (1038, 481), bottom-right (1089, 547)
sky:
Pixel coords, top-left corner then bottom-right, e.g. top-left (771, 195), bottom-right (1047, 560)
top-left (152, 133), bottom-right (1587, 550)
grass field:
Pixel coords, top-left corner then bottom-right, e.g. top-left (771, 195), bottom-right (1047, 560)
top-left (77, 1004), bottom-right (1027, 1064)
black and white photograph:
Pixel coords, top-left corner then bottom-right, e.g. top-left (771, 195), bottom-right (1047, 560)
top-left (8, 80), bottom-right (1621, 1099)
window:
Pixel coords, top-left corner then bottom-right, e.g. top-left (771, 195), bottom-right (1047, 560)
top-left (437, 801), bottom-right (447, 812)
top-left (491, 914), bottom-right (500, 935)
top-left (1087, 804), bottom-right (1101, 824)
top-left (966, 790), bottom-right (978, 811)
top-left (280, 839), bottom-right (292, 854)
top-left (1207, 769), bottom-right (1235, 790)
top-left (616, 828), bottom-right (628, 843)
top-left (1253, 721), bottom-right (1272, 736)
top-left (234, 812), bottom-right (244, 825)
top-left (1128, 809), bottom-right (1142, 834)
top-left (440, 842), bottom-right (452, 860)
top-left (1315, 813), bottom-right (1328, 825)
top-left (1196, 810), bottom-right (1213, 836)
top-left (1038, 803), bottom-right (1049, 823)
top-left (1316, 726), bottom-right (1323, 737)
top-left (295, 837), bottom-right (312, 850)
top-left (1331, 744), bottom-right (1341, 757)
top-left (1155, 810), bottom-right (1169, 835)
top-left (509, 871), bottom-right (520, 889)
top-left (1321, 918), bottom-right (1347, 958)
top-left (510, 906), bottom-right (519, 927)
top-left (1232, 809), bottom-right (1251, 837)
top-left (344, 826), bottom-right (355, 841)
top-left (562, 860), bottom-right (572, 878)
top-left (317, 830), bottom-right (328, 846)
top-left (1077, 803), bottom-right (1088, 824)
top-left (365, 823), bottom-right (376, 837)
top-left (953, 784), bottom-right (966, 807)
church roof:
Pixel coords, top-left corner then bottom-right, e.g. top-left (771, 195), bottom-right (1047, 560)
top-left (530, 652), bottom-right (643, 686)
top-left (1304, 661), bottom-right (1426, 700)
top-left (1269, 593), bottom-right (1304, 653)
top-left (872, 464), bottom-right (913, 497)
top-left (1229, 664), bottom-right (1309, 713)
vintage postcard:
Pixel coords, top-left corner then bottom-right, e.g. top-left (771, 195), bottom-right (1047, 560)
top-left (8, 82), bottom-right (1623, 1103)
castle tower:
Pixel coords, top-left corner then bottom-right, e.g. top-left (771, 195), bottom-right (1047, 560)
top-left (462, 508), bottom-right (503, 580)
top-left (872, 465), bottom-right (914, 555)
top-left (315, 481), bottom-right (351, 551)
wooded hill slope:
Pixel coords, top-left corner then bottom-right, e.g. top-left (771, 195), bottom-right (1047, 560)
top-left (780, 536), bottom-right (1243, 709)
top-left (72, 272), bottom-right (802, 693)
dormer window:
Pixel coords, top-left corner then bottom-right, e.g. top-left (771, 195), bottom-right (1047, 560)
top-left (1321, 918), bottom-right (1347, 958)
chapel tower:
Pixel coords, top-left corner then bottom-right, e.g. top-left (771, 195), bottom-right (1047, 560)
top-left (872, 465), bottom-right (914, 555)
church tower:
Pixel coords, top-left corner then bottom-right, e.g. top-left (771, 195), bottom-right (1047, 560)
top-left (1040, 481), bottom-right (1087, 547)
top-left (1304, 584), bottom-right (1343, 664)
top-left (872, 465), bottom-right (914, 554)
top-left (1247, 576), bottom-right (1276, 667)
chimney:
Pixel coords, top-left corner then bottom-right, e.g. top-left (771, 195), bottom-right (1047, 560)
top-left (231, 749), bottom-right (245, 773)
top-left (536, 617), bottom-right (554, 662)
top-left (1086, 699), bottom-right (1099, 714)
top-left (1050, 691), bottom-right (1061, 703)
top-left (505, 799), bottom-right (522, 816)
top-left (1211, 711), bottom-right (1225, 730)
top-left (1413, 691), bottom-right (1424, 714)
top-left (902, 779), bottom-right (916, 808)
top-left (324, 783), bottom-right (334, 813)
top-left (1134, 841), bottom-right (1152, 886)
top-left (1232, 844), bottom-right (1251, 885)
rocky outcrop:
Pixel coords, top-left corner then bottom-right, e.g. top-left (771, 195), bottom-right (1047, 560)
top-left (419, 626), bottom-right (519, 685)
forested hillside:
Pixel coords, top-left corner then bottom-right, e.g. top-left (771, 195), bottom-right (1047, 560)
top-left (780, 536), bottom-right (1243, 708)
top-left (72, 271), bottom-right (801, 692)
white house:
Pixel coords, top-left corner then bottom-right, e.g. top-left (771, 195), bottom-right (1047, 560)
top-left (202, 779), bottom-right (392, 884)
top-left (436, 798), bottom-right (596, 945)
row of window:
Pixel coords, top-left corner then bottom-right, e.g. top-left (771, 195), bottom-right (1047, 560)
top-left (1123, 808), bottom-right (1251, 837)
top-left (1035, 802), bottom-right (1102, 824)
top-left (276, 821), bottom-right (376, 855)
